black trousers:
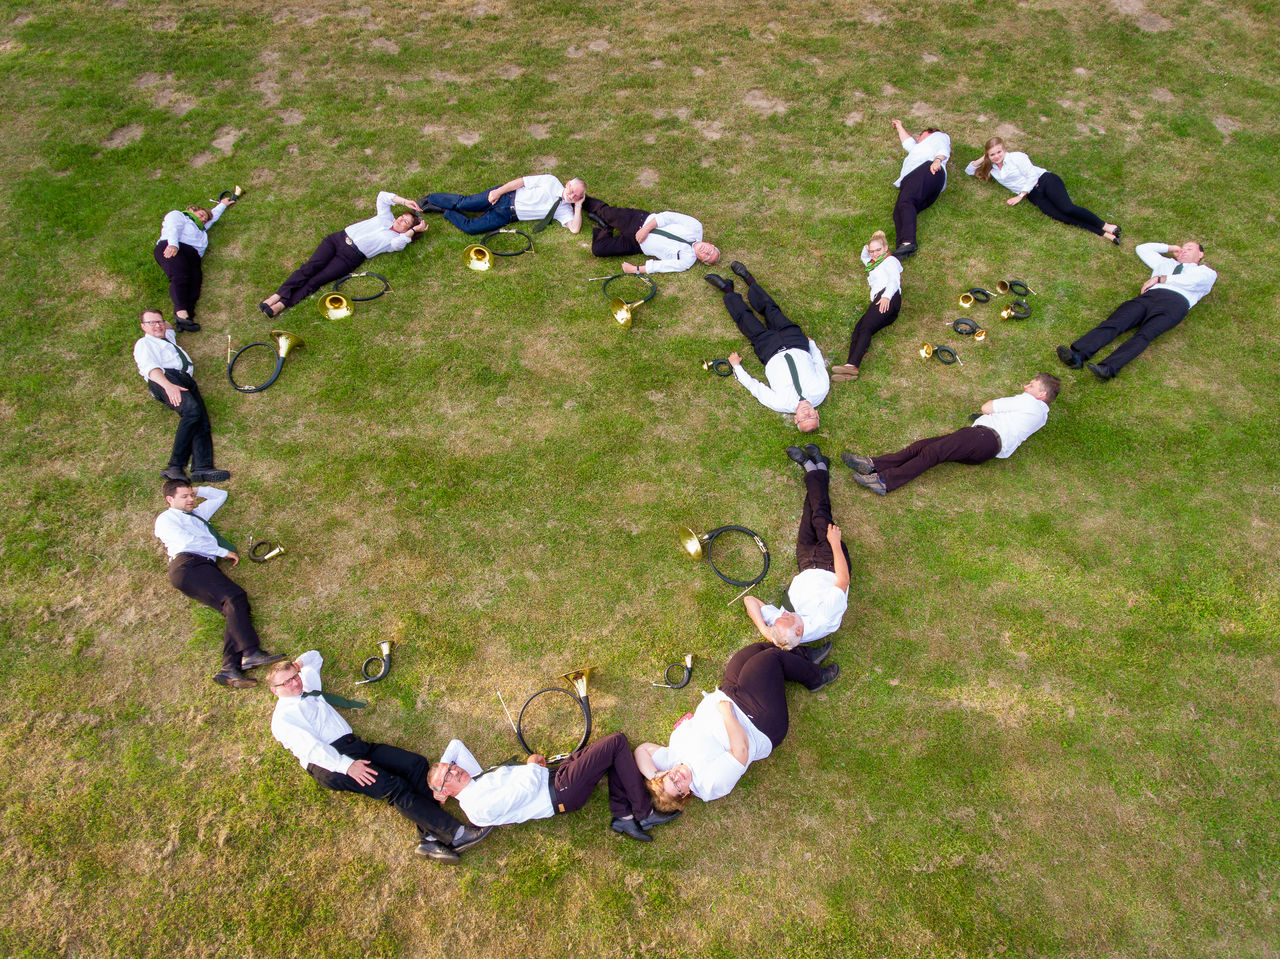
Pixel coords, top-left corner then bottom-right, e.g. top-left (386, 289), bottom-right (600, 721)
top-left (275, 231), bottom-right (366, 307)
top-left (583, 197), bottom-right (649, 258)
top-left (1026, 172), bottom-right (1105, 235)
top-left (893, 163), bottom-right (946, 245)
top-left (721, 642), bottom-right (822, 749)
top-left (872, 425), bottom-right (1001, 492)
top-left (153, 240), bottom-right (204, 316)
top-left (796, 468), bottom-right (850, 573)
top-left (1071, 288), bottom-right (1191, 374)
top-left (146, 368), bottom-right (214, 471)
top-left (308, 734), bottom-right (462, 843)
top-left (723, 283), bottom-right (809, 365)
top-left (846, 290), bottom-right (902, 367)
top-left (549, 731), bottom-right (652, 820)
top-left (167, 553), bottom-right (260, 669)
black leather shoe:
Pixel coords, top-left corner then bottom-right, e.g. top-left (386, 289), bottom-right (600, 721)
top-left (803, 443), bottom-right (829, 469)
top-left (1056, 345), bottom-right (1083, 370)
top-left (638, 809), bottom-right (682, 830)
top-left (840, 452), bottom-right (875, 475)
top-left (415, 840), bottom-right (460, 864)
top-left (213, 667), bottom-right (257, 689)
top-left (893, 241), bottom-right (919, 258)
top-left (704, 273), bottom-right (733, 293)
top-left (175, 317), bottom-right (201, 332)
top-left (452, 824), bottom-right (493, 853)
top-left (417, 198), bottom-right (446, 214)
top-left (797, 640), bottom-right (832, 665)
top-left (587, 211), bottom-right (610, 230)
top-left (729, 261), bottom-right (756, 286)
top-left (190, 468), bottom-right (231, 483)
top-left (161, 466), bottom-right (189, 482)
top-left (810, 662), bottom-right (840, 692)
top-left (786, 445), bottom-right (809, 467)
top-left (853, 472), bottom-right (887, 496)
top-left (241, 649), bottom-right (285, 670)
top-left (611, 817), bottom-right (654, 842)
top-left (1087, 362), bottom-right (1114, 381)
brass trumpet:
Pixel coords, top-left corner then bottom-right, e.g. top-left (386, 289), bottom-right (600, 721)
top-left (319, 291), bottom-right (353, 320)
top-left (356, 640), bottom-right (395, 685)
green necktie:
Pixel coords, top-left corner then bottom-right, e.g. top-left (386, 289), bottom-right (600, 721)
top-left (1172, 263), bottom-right (1184, 275)
top-left (302, 689), bottom-right (367, 709)
top-left (784, 353), bottom-right (806, 401)
top-left (182, 211), bottom-right (205, 231)
top-left (189, 512), bottom-right (236, 553)
top-left (171, 341), bottom-right (193, 372)
top-left (864, 254), bottom-right (883, 274)
top-left (650, 228), bottom-right (693, 246)
top-left (530, 198), bottom-right (562, 233)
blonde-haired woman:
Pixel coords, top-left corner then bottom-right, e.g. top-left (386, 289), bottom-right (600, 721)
top-left (831, 230), bottom-right (903, 381)
top-left (965, 137), bottom-right (1119, 243)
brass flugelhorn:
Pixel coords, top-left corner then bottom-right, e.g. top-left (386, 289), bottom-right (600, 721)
top-left (356, 640), bottom-right (395, 685)
top-left (319, 291), bottom-right (353, 320)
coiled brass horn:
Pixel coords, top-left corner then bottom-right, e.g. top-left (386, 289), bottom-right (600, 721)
top-left (248, 536), bottom-right (285, 563)
top-left (679, 525), bottom-right (771, 588)
top-left (995, 279), bottom-right (1035, 296)
top-left (600, 273), bottom-right (657, 329)
top-left (919, 343), bottom-right (959, 364)
top-left (356, 640), bottom-right (395, 685)
top-left (1000, 300), bottom-right (1032, 319)
top-left (227, 329), bottom-right (304, 393)
top-left (701, 358), bottom-right (733, 377)
top-left (516, 667), bottom-right (594, 763)
top-left (653, 654), bottom-right (694, 689)
top-left (319, 291), bottom-right (353, 320)
top-left (464, 244), bottom-right (492, 271)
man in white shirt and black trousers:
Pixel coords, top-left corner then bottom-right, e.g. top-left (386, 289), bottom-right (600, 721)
top-left (154, 479), bottom-right (284, 688)
top-left (133, 309), bottom-right (229, 484)
top-left (840, 374), bottom-right (1060, 495)
top-left (705, 262), bottom-right (830, 433)
top-left (267, 652), bottom-right (491, 864)
top-left (742, 443), bottom-right (850, 654)
top-left (1056, 241), bottom-right (1217, 380)
top-left (420, 174), bottom-right (585, 236)
top-left (581, 195), bottom-right (720, 274)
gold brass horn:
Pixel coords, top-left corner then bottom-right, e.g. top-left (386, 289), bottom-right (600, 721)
top-left (562, 666), bottom-right (595, 701)
top-left (919, 342), bottom-right (934, 359)
top-left (319, 291), bottom-right (353, 320)
top-left (270, 329), bottom-right (304, 358)
top-left (679, 525), bottom-right (711, 560)
top-left (974, 328), bottom-right (987, 342)
top-left (610, 295), bottom-right (643, 329)
top-left (356, 640), bottom-right (395, 685)
top-left (464, 244), bottom-right (492, 271)
top-left (958, 293), bottom-right (974, 308)
top-left (248, 538), bottom-right (285, 563)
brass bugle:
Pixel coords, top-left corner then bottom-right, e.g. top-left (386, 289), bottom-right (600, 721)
top-left (356, 640), bottom-right (395, 685)
top-left (319, 291), bottom-right (353, 320)
top-left (679, 525), bottom-right (712, 560)
top-left (464, 244), bottom-right (492, 271)
top-left (919, 342), bottom-right (934, 359)
top-left (974, 328), bottom-right (987, 341)
top-left (1000, 300), bottom-right (1032, 320)
top-left (248, 537), bottom-right (285, 563)
top-left (653, 654), bottom-right (694, 689)
top-left (701, 358), bottom-right (733, 376)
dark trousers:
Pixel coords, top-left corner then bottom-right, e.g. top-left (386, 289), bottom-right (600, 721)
top-left (872, 425), bottom-right (1001, 493)
top-left (721, 642), bottom-right (822, 748)
top-left (275, 231), bottom-right (366, 307)
top-left (797, 469), bottom-right (851, 573)
top-left (550, 731), bottom-right (651, 820)
top-left (167, 553), bottom-right (260, 670)
top-left (308, 734), bottom-right (462, 843)
top-left (1026, 172), bottom-right (1105, 235)
top-left (845, 290), bottom-right (902, 367)
top-left (427, 188), bottom-right (517, 235)
top-left (723, 283), bottom-right (809, 365)
top-left (893, 163), bottom-right (946, 245)
top-left (146, 369), bottom-right (214, 471)
top-left (153, 240), bottom-right (204, 317)
top-left (1071, 288), bottom-right (1190, 374)
top-left (583, 196), bottom-right (648, 257)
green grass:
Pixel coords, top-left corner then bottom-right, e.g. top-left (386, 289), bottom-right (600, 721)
top-left (0, 0), bottom-right (1278, 956)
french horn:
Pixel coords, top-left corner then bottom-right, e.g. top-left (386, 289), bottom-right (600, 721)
top-left (679, 525), bottom-right (771, 588)
top-left (919, 343), bottom-right (959, 364)
top-left (227, 329), bottom-right (304, 393)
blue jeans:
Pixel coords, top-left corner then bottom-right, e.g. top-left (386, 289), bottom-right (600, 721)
top-left (427, 188), bottom-right (516, 235)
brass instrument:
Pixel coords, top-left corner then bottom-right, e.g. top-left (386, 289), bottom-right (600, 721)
top-left (958, 288), bottom-right (995, 308)
top-left (248, 536), bottom-right (285, 563)
top-left (701, 359), bottom-right (733, 376)
top-left (652, 654), bottom-right (694, 689)
top-left (227, 329), bottom-right (304, 393)
top-left (1000, 299), bottom-right (1032, 319)
top-left (516, 667), bottom-right (595, 764)
top-left (995, 279), bottom-right (1035, 296)
top-left (464, 244), bottom-right (492, 271)
top-left (356, 640), bottom-right (395, 685)
top-left (679, 524), bottom-right (770, 588)
top-left (319, 291), bottom-right (353, 320)
top-left (599, 273), bottom-right (657, 329)
top-left (919, 342), bottom-right (959, 365)
top-left (213, 185), bottom-right (244, 203)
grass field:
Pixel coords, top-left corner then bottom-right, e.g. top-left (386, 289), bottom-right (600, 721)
top-left (1, 0), bottom-right (1278, 957)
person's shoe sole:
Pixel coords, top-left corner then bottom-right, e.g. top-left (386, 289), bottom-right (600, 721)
top-left (840, 452), bottom-right (875, 475)
top-left (1056, 345), bottom-right (1083, 370)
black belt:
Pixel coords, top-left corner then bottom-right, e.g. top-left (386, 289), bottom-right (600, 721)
top-left (975, 424), bottom-right (1002, 455)
top-left (547, 773), bottom-right (564, 814)
top-left (171, 551), bottom-right (217, 565)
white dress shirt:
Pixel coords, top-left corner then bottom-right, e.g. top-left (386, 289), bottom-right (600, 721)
top-left (650, 690), bottom-right (772, 801)
top-left (734, 341), bottom-right (830, 413)
top-left (757, 568), bottom-right (849, 644)
top-left (513, 174), bottom-right (574, 227)
top-left (639, 211), bottom-right (704, 273)
top-left (965, 151), bottom-right (1047, 195)
top-left (1134, 243), bottom-right (1218, 308)
top-left (134, 328), bottom-right (194, 380)
top-left (973, 391), bottom-right (1049, 459)
top-left (154, 485), bottom-right (230, 560)
top-left (860, 246), bottom-right (903, 301)
top-left (345, 191), bottom-right (415, 258)
top-left (439, 739), bottom-right (554, 826)
top-left (271, 650), bottom-right (357, 775)
top-left (156, 203), bottom-right (226, 255)
top-left (894, 131), bottom-right (951, 188)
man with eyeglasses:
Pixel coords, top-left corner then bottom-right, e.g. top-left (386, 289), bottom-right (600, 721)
top-left (267, 652), bottom-right (491, 864)
top-left (427, 734), bottom-right (680, 843)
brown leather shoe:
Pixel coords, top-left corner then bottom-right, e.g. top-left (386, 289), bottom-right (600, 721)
top-left (830, 364), bottom-right (859, 381)
top-left (213, 667), bottom-right (257, 689)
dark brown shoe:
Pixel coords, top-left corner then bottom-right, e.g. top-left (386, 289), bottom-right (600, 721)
top-left (213, 667), bottom-right (257, 689)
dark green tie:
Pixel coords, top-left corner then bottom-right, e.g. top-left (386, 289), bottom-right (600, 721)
top-left (302, 689), bottom-right (367, 709)
top-left (182, 211), bottom-right (204, 231)
top-left (650, 228), bottom-right (693, 246)
top-left (1173, 263), bottom-right (1184, 275)
top-left (784, 354), bottom-right (806, 401)
top-left (171, 341), bottom-right (193, 372)
top-left (530, 198), bottom-right (562, 233)
top-left (189, 512), bottom-right (236, 553)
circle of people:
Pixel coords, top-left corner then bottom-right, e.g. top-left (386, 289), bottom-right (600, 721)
top-left (136, 122), bottom-right (1217, 863)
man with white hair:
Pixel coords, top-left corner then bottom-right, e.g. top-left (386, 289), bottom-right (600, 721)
top-left (582, 195), bottom-right (720, 274)
top-left (421, 174), bottom-right (585, 236)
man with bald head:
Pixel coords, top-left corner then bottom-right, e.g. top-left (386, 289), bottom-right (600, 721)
top-left (1056, 240), bottom-right (1216, 380)
top-left (421, 174), bottom-right (585, 236)
top-left (582, 195), bottom-right (719, 274)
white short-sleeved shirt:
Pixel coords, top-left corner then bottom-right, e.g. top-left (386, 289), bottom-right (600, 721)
top-left (439, 740), bottom-right (554, 826)
top-left (651, 690), bottom-right (772, 801)
top-left (757, 567), bottom-right (849, 645)
top-left (513, 175), bottom-right (574, 227)
top-left (973, 391), bottom-right (1049, 459)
